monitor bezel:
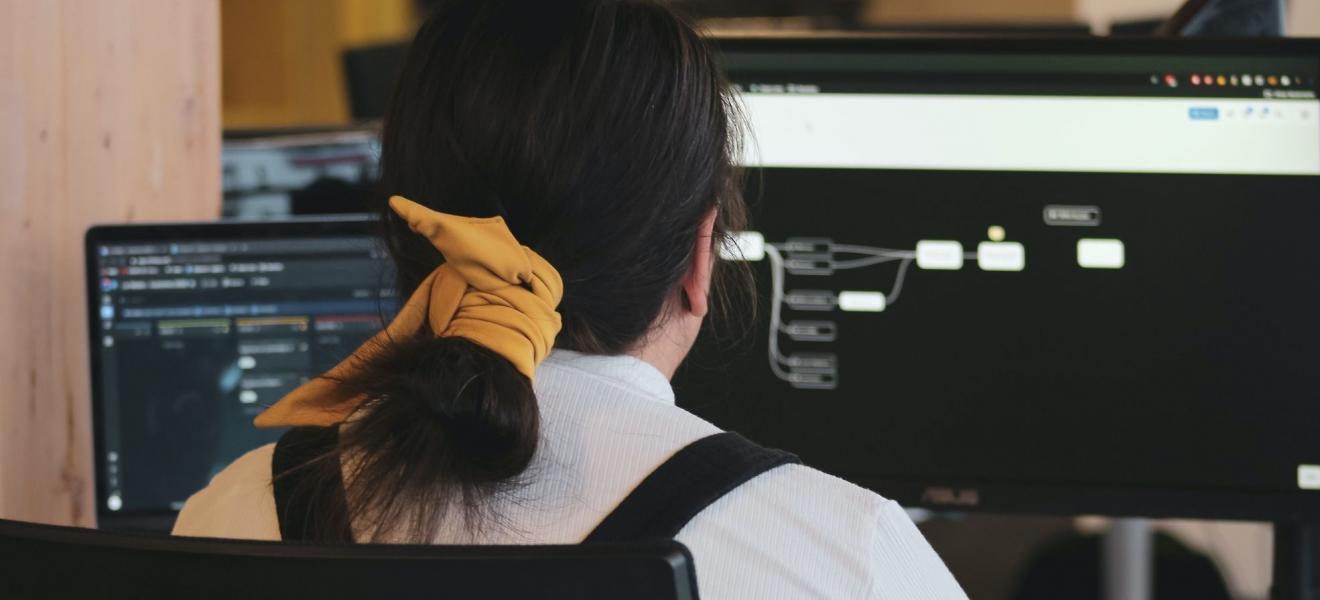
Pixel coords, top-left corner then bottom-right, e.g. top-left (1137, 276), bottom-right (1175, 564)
top-left (712, 33), bottom-right (1320, 59)
top-left (710, 34), bottom-right (1320, 523)
top-left (85, 216), bottom-right (378, 529)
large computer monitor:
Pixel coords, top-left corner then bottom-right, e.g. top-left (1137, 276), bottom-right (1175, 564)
top-left (86, 218), bottom-right (393, 529)
top-left (675, 37), bottom-right (1320, 522)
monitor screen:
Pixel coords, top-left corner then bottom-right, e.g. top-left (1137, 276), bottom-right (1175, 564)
top-left (87, 220), bottom-right (393, 519)
top-left (223, 130), bottom-right (380, 220)
top-left (675, 38), bottom-right (1320, 520)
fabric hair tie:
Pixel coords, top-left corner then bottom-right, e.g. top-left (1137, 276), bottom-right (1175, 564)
top-left (254, 196), bottom-right (564, 428)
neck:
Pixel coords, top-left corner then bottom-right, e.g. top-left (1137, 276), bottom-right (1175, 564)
top-left (626, 311), bottom-right (701, 380)
top-left (628, 344), bottom-right (683, 380)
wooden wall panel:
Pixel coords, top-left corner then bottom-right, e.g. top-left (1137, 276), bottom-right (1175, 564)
top-left (220, 0), bottom-right (413, 129)
top-left (221, 0), bottom-right (345, 127)
top-left (1291, 0), bottom-right (1320, 36)
top-left (0, 0), bottom-right (221, 527)
top-left (862, 0), bottom-right (1075, 25)
top-left (340, 0), bottom-right (414, 46)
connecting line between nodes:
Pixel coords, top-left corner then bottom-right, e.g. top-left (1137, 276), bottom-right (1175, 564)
top-left (764, 241), bottom-right (916, 385)
top-left (763, 244), bottom-right (795, 380)
top-left (886, 258), bottom-right (915, 305)
top-left (744, 233), bottom-right (1037, 388)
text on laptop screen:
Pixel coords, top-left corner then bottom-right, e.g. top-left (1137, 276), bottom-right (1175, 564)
top-left (93, 233), bottom-right (392, 514)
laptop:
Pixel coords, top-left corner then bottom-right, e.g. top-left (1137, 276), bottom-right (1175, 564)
top-left (85, 216), bottom-right (393, 531)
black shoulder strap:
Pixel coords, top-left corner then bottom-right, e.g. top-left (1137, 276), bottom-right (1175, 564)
top-left (271, 426), bottom-right (352, 542)
top-left (583, 432), bottom-right (800, 544)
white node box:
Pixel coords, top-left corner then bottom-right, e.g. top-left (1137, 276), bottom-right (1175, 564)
top-left (721, 230), bottom-right (765, 262)
top-left (1077, 238), bottom-right (1126, 269)
top-left (977, 242), bottom-right (1026, 272)
top-left (837, 291), bottom-right (886, 312)
top-left (1300, 465), bottom-right (1320, 490)
top-left (915, 240), bottom-right (964, 270)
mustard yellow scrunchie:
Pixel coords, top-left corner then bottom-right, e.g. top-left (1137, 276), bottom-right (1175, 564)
top-left (254, 196), bottom-right (563, 428)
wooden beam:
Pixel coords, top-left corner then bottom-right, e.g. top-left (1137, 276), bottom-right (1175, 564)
top-left (220, 0), bottom-right (414, 128)
top-left (862, 0), bottom-right (1075, 24)
top-left (0, 0), bottom-right (221, 526)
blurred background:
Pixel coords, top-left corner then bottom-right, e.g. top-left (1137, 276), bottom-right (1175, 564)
top-left (218, 0), bottom-right (1318, 225)
top-left (220, 0), bottom-right (1320, 129)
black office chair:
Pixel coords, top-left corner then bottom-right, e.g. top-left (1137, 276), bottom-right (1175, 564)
top-left (0, 518), bottom-right (699, 600)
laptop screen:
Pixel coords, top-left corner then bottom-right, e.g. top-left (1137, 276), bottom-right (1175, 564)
top-left (88, 220), bottom-right (392, 518)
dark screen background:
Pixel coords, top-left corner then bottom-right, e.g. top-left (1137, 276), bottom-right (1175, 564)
top-left (675, 167), bottom-right (1320, 497)
top-left (96, 237), bottom-right (391, 513)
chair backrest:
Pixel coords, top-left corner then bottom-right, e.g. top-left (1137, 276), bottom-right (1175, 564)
top-left (0, 518), bottom-right (699, 600)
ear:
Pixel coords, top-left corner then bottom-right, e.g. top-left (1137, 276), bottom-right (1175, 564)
top-left (681, 207), bottom-right (719, 319)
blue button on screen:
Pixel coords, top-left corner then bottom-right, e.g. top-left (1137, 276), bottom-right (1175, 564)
top-left (1189, 107), bottom-right (1220, 120)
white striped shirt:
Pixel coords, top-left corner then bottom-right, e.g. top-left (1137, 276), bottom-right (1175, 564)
top-left (174, 350), bottom-right (967, 599)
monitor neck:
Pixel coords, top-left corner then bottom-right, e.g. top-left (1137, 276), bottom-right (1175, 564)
top-left (1272, 522), bottom-right (1319, 600)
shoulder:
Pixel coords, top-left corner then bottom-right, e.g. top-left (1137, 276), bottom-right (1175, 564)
top-left (171, 443), bottom-right (280, 541)
top-left (679, 464), bottom-right (967, 599)
top-left (535, 357), bottom-right (721, 450)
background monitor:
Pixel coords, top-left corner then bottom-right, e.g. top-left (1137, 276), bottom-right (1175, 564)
top-left (344, 43), bottom-right (409, 122)
top-left (674, 37), bottom-right (1320, 522)
top-left (223, 129), bottom-right (380, 220)
top-left (86, 218), bottom-right (393, 529)
top-left (1174, 0), bottom-right (1285, 37)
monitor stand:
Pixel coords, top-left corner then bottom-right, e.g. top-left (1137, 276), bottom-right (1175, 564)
top-left (1103, 518), bottom-right (1153, 600)
top-left (1106, 519), bottom-right (1317, 600)
top-left (1273, 522), bottom-right (1318, 600)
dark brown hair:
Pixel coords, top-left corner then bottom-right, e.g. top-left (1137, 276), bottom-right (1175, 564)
top-left (291, 0), bottom-right (749, 543)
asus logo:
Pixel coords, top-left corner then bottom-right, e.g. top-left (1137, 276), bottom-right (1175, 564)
top-left (921, 487), bottom-right (981, 507)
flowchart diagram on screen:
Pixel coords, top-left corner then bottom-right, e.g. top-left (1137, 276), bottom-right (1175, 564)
top-left (721, 228), bottom-right (1124, 390)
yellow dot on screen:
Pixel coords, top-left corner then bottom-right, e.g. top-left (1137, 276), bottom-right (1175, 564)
top-left (1216, 75), bottom-right (1227, 86)
top-left (988, 226), bottom-right (1006, 242)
